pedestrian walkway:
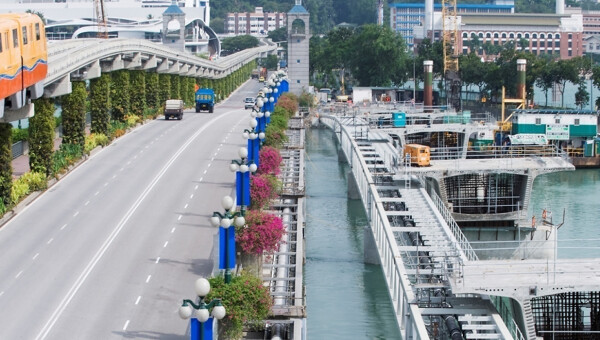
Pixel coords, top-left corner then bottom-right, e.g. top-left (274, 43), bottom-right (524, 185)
top-left (12, 137), bottom-right (62, 178)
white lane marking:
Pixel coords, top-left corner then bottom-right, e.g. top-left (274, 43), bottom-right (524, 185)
top-left (177, 215), bottom-right (182, 221)
top-left (199, 177), bottom-right (203, 182)
top-left (123, 320), bottom-right (130, 331)
top-left (214, 152), bottom-right (217, 156)
top-left (163, 241), bottom-right (168, 248)
top-left (60, 224), bottom-right (67, 230)
top-left (112, 175), bottom-right (116, 179)
top-left (190, 194), bottom-right (194, 199)
top-left (73, 212), bottom-right (79, 217)
top-left (135, 296), bottom-right (141, 305)
top-left (15, 271), bottom-right (23, 279)
top-left (155, 257), bottom-right (160, 264)
top-left (171, 227), bottom-right (176, 233)
top-left (35, 109), bottom-right (232, 340)
top-left (120, 167), bottom-right (124, 172)
top-left (194, 185), bottom-right (198, 190)
top-left (217, 148), bottom-right (220, 152)
top-left (0, 291), bottom-right (4, 297)
top-left (146, 275), bottom-right (151, 283)
top-left (203, 170), bottom-right (207, 174)
top-left (220, 143), bottom-right (223, 147)
top-left (133, 155), bottom-right (137, 159)
top-left (104, 182), bottom-right (108, 187)
top-left (94, 191), bottom-right (99, 196)
top-left (126, 161), bottom-right (131, 165)
top-left (47, 238), bottom-right (53, 245)
top-left (207, 163), bottom-right (211, 168)
top-left (33, 253), bottom-right (39, 260)
top-left (211, 157), bottom-right (215, 161)
top-left (85, 201), bottom-right (90, 206)
top-left (184, 204), bottom-right (188, 209)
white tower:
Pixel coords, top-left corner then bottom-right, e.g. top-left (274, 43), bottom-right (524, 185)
top-left (287, 0), bottom-right (310, 95)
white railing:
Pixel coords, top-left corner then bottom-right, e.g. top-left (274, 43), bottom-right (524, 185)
top-left (46, 38), bottom-right (275, 85)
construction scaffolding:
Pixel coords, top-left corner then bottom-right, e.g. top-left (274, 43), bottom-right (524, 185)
top-left (532, 292), bottom-right (600, 340)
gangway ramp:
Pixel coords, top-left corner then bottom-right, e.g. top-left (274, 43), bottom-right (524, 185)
top-left (318, 114), bottom-right (515, 339)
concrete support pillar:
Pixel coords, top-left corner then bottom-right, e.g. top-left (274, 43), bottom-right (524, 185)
top-left (517, 59), bottom-right (527, 101)
top-left (363, 226), bottom-right (381, 264)
top-left (347, 170), bottom-right (361, 199)
top-left (424, 60), bottom-right (433, 107)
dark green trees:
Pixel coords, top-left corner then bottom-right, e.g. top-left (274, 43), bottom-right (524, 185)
top-left (130, 70), bottom-right (146, 116)
top-left (159, 74), bottom-right (171, 105)
top-left (0, 123), bottom-right (12, 206)
top-left (90, 73), bottom-right (111, 135)
top-left (146, 72), bottom-right (159, 110)
top-left (61, 81), bottom-right (87, 148)
top-left (29, 97), bottom-right (55, 175)
top-left (111, 70), bottom-right (130, 121)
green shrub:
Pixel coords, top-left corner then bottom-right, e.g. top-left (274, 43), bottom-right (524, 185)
top-left (19, 171), bottom-right (47, 191)
top-left (30, 97), bottom-right (56, 176)
top-left (125, 114), bottom-right (141, 127)
top-left (207, 272), bottom-right (272, 340)
top-left (51, 144), bottom-right (83, 177)
top-left (12, 128), bottom-right (28, 142)
top-left (10, 180), bottom-right (28, 206)
top-left (0, 200), bottom-right (6, 215)
top-left (84, 133), bottom-right (110, 154)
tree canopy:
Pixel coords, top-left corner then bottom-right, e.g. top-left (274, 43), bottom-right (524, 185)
top-left (220, 35), bottom-right (260, 56)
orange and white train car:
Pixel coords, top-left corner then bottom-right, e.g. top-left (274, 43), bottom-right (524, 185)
top-left (0, 13), bottom-right (47, 116)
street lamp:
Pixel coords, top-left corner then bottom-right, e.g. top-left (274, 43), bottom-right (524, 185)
top-left (229, 147), bottom-right (257, 211)
top-left (210, 196), bottom-right (245, 284)
top-left (179, 278), bottom-right (226, 340)
top-left (243, 117), bottom-right (261, 168)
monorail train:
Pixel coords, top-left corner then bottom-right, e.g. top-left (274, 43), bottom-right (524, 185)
top-left (0, 13), bottom-right (47, 115)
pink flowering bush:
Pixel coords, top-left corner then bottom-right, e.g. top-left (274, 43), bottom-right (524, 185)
top-left (258, 146), bottom-right (282, 176)
top-left (250, 173), bottom-right (280, 209)
top-left (236, 210), bottom-right (285, 255)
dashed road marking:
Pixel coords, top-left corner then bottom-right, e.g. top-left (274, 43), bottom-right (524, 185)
top-left (123, 320), bottom-right (130, 331)
top-left (177, 215), bottom-right (182, 221)
top-left (203, 170), bottom-right (207, 174)
top-left (190, 194), bottom-right (194, 199)
top-left (33, 253), bottom-right (39, 260)
top-left (171, 227), bottom-right (176, 233)
top-left (207, 163), bottom-right (211, 168)
top-left (184, 204), bottom-right (188, 209)
top-left (135, 296), bottom-right (141, 305)
top-left (194, 185), bottom-right (199, 190)
top-left (94, 191), bottom-right (99, 196)
top-left (85, 201), bottom-right (90, 206)
top-left (47, 238), bottom-right (53, 245)
top-left (146, 275), bottom-right (151, 283)
top-left (155, 257), bottom-right (160, 264)
top-left (120, 167), bottom-right (124, 172)
top-left (163, 241), bottom-right (168, 248)
top-left (60, 224), bottom-right (67, 230)
top-left (15, 271), bottom-right (23, 279)
top-left (104, 182), bottom-right (109, 187)
top-left (73, 212), bottom-right (79, 217)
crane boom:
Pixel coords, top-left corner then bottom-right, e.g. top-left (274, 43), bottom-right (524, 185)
top-left (94, 0), bottom-right (108, 39)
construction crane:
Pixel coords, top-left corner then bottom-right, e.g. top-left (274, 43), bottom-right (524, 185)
top-left (94, 0), bottom-right (108, 39)
top-left (442, 0), bottom-right (461, 111)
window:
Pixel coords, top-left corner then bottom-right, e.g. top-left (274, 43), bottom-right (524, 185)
top-left (555, 34), bottom-right (560, 39)
top-left (569, 50), bottom-right (572, 56)
top-left (297, 80), bottom-right (300, 83)
top-left (486, 33), bottom-right (491, 38)
top-left (540, 41), bottom-right (545, 47)
top-left (555, 41), bottom-right (560, 47)
top-left (540, 33), bottom-right (545, 39)
top-left (509, 33), bottom-right (514, 38)
top-left (532, 41), bottom-right (537, 47)
top-left (22, 26), bottom-right (28, 45)
top-left (12, 29), bottom-right (18, 48)
top-left (35, 23), bottom-right (40, 40)
top-left (525, 33), bottom-right (530, 39)
top-left (535, 118), bottom-right (541, 125)
top-left (548, 41), bottom-right (553, 48)
top-left (532, 33), bottom-right (537, 39)
top-left (568, 34), bottom-right (572, 39)
top-left (575, 119), bottom-right (580, 126)
top-left (297, 59), bottom-right (300, 63)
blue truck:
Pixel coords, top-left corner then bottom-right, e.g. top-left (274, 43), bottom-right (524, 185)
top-left (195, 88), bottom-right (215, 113)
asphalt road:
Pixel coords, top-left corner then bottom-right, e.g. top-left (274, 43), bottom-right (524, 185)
top-left (0, 80), bottom-right (264, 339)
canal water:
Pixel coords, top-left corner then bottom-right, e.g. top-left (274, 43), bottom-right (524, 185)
top-left (529, 168), bottom-right (600, 259)
top-left (304, 127), bottom-right (402, 339)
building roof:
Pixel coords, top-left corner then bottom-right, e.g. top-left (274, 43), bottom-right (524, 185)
top-left (513, 109), bottom-right (599, 115)
top-left (288, 5), bottom-right (308, 14)
top-left (460, 13), bottom-right (562, 26)
top-left (164, 3), bottom-right (185, 15)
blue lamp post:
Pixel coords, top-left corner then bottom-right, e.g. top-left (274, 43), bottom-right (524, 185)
top-left (229, 147), bottom-right (257, 210)
top-left (210, 196), bottom-right (245, 284)
top-left (243, 118), bottom-right (261, 168)
top-left (179, 278), bottom-right (226, 340)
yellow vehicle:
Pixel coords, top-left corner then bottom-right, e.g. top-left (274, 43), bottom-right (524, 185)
top-left (259, 76), bottom-right (265, 82)
top-left (403, 144), bottom-right (431, 166)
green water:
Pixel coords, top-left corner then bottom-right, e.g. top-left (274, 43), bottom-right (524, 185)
top-left (529, 168), bottom-right (600, 259)
top-left (305, 128), bottom-right (402, 339)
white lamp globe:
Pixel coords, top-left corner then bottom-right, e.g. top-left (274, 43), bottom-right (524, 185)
top-left (210, 216), bottom-right (221, 228)
top-left (250, 111), bottom-right (257, 118)
top-left (242, 131), bottom-right (249, 139)
top-left (239, 164), bottom-right (249, 173)
top-left (229, 163), bottom-right (238, 172)
top-left (249, 163), bottom-right (258, 172)
top-left (265, 111), bottom-right (271, 118)
top-left (269, 97), bottom-right (274, 103)
top-left (274, 88), bottom-right (278, 93)
top-left (257, 111), bottom-right (264, 118)
top-left (239, 147), bottom-right (248, 158)
top-left (234, 216), bottom-right (246, 227)
top-left (250, 119), bottom-right (258, 128)
top-left (257, 98), bottom-right (264, 107)
top-left (249, 132), bottom-right (258, 140)
top-left (194, 278), bottom-right (211, 297)
top-left (220, 218), bottom-right (231, 228)
top-left (259, 132), bottom-right (266, 140)
top-left (195, 308), bottom-right (210, 323)
top-left (179, 305), bottom-right (193, 319)
top-left (221, 196), bottom-right (234, 210)
top-left (262, 87), bottom-right (269, 94)
top-left (212, 305), bottom-right (226, 320)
